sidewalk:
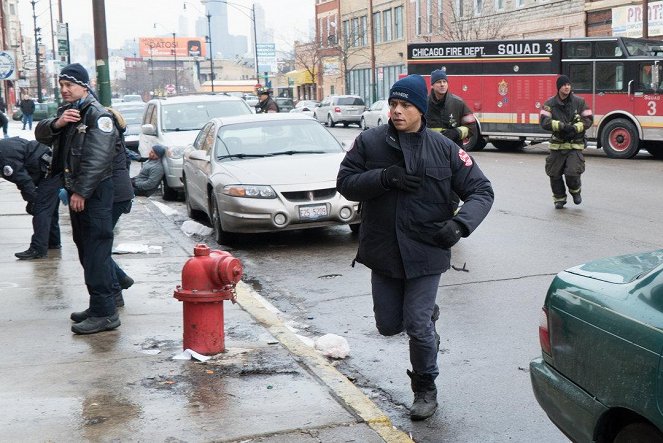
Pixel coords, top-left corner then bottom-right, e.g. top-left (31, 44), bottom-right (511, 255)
top-left (0, 162), bottom-right (412, 442)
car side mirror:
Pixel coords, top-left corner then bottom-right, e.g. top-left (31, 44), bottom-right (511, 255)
top-left (188, 150), bottom-right (209, 161)
top-left (141, 124), bottom-right (157, 136)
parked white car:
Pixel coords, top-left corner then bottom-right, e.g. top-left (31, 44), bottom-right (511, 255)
top-left (182, 113), bottom-right (360, 244)
top-left (138, 94), bottom-right (253, 200)
top-left (360, 100), bottom-right (390, 130)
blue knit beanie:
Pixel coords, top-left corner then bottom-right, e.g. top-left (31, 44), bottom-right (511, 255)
top-left (59, 63), bottom-right (90, 90)
top-left (389, 75), bottom-right (428, 114)
top-left (431, 69), bottom-right (447, 84)
top-left (152, 144), bottom-right (166, 158)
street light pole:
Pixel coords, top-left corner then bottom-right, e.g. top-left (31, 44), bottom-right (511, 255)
top-left (207, 12), bottom-right (214, 92)
top-left (172, 32), bottom-right (178, 93)
top-left (31, 0), bottom-right (43, 103)
top-left (252, 3), bottom-right (259, 86)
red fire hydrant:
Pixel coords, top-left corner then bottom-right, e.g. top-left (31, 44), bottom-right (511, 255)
top-left (174, 244), bottom-right (243, 355)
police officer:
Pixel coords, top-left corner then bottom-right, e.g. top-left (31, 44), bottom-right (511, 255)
top-left (255, 87), bottom-right (279, 113)
top-left (337, 75), bottom-right (494, 421)
top-left (539, 75), bottom-right (593, 209)
top-left (36, 63), bottom-right (120, 335)
top-left (425, 69), bottom-right (477, 147)
top-left (0, 137), bottom-right (61, 260)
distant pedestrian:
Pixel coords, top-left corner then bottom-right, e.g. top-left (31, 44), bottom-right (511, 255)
top-left (131, 144), bottom-right (165, 196)
top-left (0, 137), bottom-right (61, 260)
top-left (20, 96), bottom-right (36, 130)
top-left (539, 75), bottom-right (593, 209)
top-left (337, 75), bottom-right (494, 421)
top-left (36, 62), bottom-right (120, 335)
top-left (255, 87), bottom-right (279, 113)
top-left (0, 97), bottom-right (8, 138)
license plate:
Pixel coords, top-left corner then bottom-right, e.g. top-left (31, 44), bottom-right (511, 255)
top-left (299, 204), bottom-right (328, 221)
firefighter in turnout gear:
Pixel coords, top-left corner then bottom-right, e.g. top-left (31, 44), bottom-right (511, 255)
top-left (425, 69), bottom-right (477, 147)
top-left (540, 75), bottom-right (593, 209)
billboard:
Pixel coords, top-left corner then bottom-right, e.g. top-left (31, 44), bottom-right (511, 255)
top-left (613, 1), bottom-right (663, 37)
top-left (139, 37), bottom-right (207, 60)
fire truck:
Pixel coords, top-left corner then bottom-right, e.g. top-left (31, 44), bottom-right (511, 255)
top-left (407, 37), bottom-right (663, 159)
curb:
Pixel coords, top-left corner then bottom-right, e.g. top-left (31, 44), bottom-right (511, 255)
top-left (235, 281), bottom-right (414, 443)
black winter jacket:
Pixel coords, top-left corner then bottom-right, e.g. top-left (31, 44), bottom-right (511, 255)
top-left (35, 94), bottom-right (117, 199)
top-left (0, 137), bottom-right (52, 203)
top-left (425, 92), bottom-right (477, 144)
top-left (337, 120), bottom-right (494, 279)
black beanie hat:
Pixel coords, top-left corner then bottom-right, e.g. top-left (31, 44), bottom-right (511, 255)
top-left (431, 69), bottom-right (448, 84)
top-left (556, 75), bottom-right (571, 91)
top-left (59, 63), bottom-right (90, 89)
top-left (389, 75), bottom-right (428, 114)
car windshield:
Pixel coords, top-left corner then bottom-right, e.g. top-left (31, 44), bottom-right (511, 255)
top-left (116, 107), bottom-right (144, 125)
top-left (161, 101), bottom-right (250, 131)
top-left (337, 97), bottom-right (364, 106)
top-left (215, 120), bottom-right (343, 159)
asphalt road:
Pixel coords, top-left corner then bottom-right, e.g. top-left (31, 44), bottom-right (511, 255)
top-left (166, 125), bottom-right (663, 442)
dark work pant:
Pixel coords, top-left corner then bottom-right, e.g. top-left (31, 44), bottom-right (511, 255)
top-left (371, 271), bottom-right (441, 378)
top-left (30, 173), bottom-right (62, 254)
top-left (111, 199), bottom-right (132, 294)
top-left (545, 149), bottom-right (585, 201)
top-left (69, 178), bottom-right (116, 317)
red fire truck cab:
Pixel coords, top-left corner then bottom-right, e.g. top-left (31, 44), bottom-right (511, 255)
top-left (407, 37), bottom-right (663, 159)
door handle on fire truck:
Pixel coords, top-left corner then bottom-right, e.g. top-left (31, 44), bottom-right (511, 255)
top-left (628, 80), bottom-right (633, 97)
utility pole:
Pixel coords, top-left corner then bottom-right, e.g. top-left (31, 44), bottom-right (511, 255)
top-left (643, 0), bottom-right (649, 38)
top-left (49, 0), bottom-right (60, 104)
top-left (207, 12), bottom-right (214, 92)
top-left (369, 0), bottom-right (376, 103)
top-left (92, 0), bottom-right (111, 106)
top-left (31, 0), bottom-right (43, 103)
top-left (172, 32), bottom-right (178, 93)
top-left (253, 4), bottom-right (259, 85)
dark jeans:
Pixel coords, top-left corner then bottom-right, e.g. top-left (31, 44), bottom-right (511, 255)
top-left (111, 199), bottom-right (132, 293)
top-left (22, 113), bottom-right (33, 130)
top-left (30, 173), bottom-right (63, 254)
top-left (0, 113), bottom-right (7, 136)
top-left (69, 178), bottom-right (116, 317)
top-left (371, 271), bottom-right (441, 378)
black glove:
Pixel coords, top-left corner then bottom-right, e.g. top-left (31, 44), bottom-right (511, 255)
top-left (25, 201), bottom-right (35, 215)
top-left (433, 220), bottom-right (464, 249)
top-left (381, 165), bottom-right (421, 192)
top-left (560, 124), bottom-right (577, 141)
top-left (442, 128), bottom-right (460, 142)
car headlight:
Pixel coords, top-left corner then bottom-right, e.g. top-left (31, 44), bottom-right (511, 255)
top-left (167, 146), bottom-right (186, 159)
top-left (223, 185), bottom-right (276, 199)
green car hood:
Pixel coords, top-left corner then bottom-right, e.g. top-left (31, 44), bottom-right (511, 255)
top-left (565, 249), bottom-right (663, 284)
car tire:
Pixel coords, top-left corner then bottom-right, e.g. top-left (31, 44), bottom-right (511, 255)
top-left (491, 140), bottom-right (525, 151)
top-left (360, 117), bottom-right (367, 131)
top-left (183, 177), bottom-right (204, 221)
top-left (161, 178), bottom-right (179, 201)
top-left (601, 118), bottom-right (640, 159)
top-left (327, 114), bottom-right (335, 127)
top-left (343, 122), bottom-right (349, 127)
top-left (210, 196), bottom-right (235, 245)
top-left (614, 422), bottom-right (663, 443)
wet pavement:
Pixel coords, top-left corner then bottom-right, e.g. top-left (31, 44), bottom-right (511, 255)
top-left (0, 136), bottom-right (411, 442)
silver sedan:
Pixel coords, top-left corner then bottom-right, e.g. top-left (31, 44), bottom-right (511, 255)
top-left (360, 99), bottom-right (391, 130)
top-left (182, 113), bottom-right (360, 244)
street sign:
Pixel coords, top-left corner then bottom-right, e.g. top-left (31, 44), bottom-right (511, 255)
top-left (23, 60), bottom-right (37, 71)
top-left (0, 51), bottom-right (17, 80)
top-left (166, 84), bottom-right (176, 94)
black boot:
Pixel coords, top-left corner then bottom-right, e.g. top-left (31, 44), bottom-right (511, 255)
top-left (407, 369), bottom-right (438, 421)
top-left (71, 312), bottom-right (120, 335)
top-left (15, 248), bottom-right (46, 260)
top-left (119, 275), bottom-right (134, 290)
top-left (70, 309), bottom-right (89, 323)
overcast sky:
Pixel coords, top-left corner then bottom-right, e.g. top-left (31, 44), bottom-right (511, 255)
top-left (20, 0), bottom-right (314, 52)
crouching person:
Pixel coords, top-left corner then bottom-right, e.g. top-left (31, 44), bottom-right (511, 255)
top-left (131, 144), bottom-right (165, 197)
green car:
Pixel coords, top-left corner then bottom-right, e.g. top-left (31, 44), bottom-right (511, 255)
top-left (530, 250), bottom-right (663, 443)
top-left (12, 102), bottom-right (58, 121)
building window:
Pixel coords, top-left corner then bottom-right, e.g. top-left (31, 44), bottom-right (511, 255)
top-left (474, 0), bottom-right (483, 15)
top-left (394, 6), bottom-right (403, 39)
top-left (373, 12), bottom-right (382, 44)
top-left (438, 0), bottom-right (443, 32)
top-left (383, 9), bottom-right (392, 42)
top-left (352, 18), bottom-right (360, 47)
top-left (456, 0), bottom-right (464, 18)
top-left (516, 0), bottom-right (524, 7)
top-left (343, 20), bottom-right (350, 47)
top-left (495, 0), bottom-right (504, 11)
top-left (427, 0), bottom-right (433, 33)
top-left (415, 0), bottom-right (422, 35)
top-left (361, 15), bottom-right (368, 46)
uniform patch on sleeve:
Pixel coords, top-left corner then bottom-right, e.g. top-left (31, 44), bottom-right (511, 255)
top-left (458, 149), bottom-right (473, 166)
top-left (97, 116), bottom-right (114, 133)
top-left (3, 165), bottom-right (13, 176)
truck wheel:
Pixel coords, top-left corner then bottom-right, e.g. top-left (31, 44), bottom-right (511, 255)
top-left (464, 131), bottom-right (486, 152)
top-left (492, 140), bottom-right (525, 151)
top-left (614, 422), bottom-right (663, 443)
top-left (601, 118), bottom-right (640, 159)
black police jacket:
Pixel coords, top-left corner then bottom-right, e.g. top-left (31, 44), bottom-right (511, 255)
top-left (337, 119), bottom-right (494, 279)
top-left (0, 137), bottom-right (51, 203)
top-left (35, 94), bottom-right (116, 199)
